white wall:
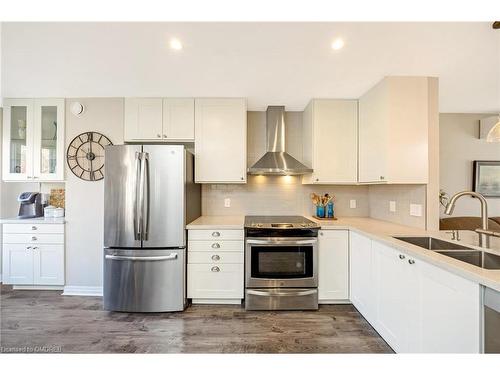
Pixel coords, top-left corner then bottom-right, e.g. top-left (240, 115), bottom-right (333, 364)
top-left (64, 98), bottom-right (123, 289)
top-left (2, 22), bottom-right (499, 112)
top-left (440, 113), bottom-right (500, 217)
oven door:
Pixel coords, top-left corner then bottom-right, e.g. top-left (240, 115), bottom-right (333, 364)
top-left (245, 237), bottom-right (318, 288)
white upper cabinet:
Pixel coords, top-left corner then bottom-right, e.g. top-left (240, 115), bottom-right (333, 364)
top-left (163, 98), bottom-right (195, 141)
top-left (358, 76), bottom-right (434, 183)
top-left (3, 98), bottom-right (65, 182)
top-left (302, 99), bottom-right (358, 184)
top-left (124, 98), bottom-right (163, 141)
top-left (195, 98), bottom-right (247, 183)
top-left (124, 98), bottom-right (195, 142)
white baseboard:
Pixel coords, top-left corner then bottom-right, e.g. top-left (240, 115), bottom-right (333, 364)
top-left (319, 299), bottom-right (351, 305)
top-left (63, 285), bottom-right (103, 296)
top-left (13, 285), bottom-right (63, 291)
top-left (191, 298), bottom-right (242, 305)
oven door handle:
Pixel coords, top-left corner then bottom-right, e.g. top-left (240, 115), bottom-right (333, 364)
top-left (246, 239), bottom-right (317, 245)
top-left (246, 289), bottom-right (317, 297)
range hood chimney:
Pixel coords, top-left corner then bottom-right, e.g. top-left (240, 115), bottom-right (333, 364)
top-left (247, 106), bottom-right (313, 175)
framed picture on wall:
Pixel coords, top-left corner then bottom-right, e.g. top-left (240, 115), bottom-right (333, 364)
top-left (473, 161), bottom-right (500, 198)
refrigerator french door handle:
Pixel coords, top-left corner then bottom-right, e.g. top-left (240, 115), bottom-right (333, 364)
top-left (143, 153), bottom-right (151, 241)
top-left (137, 152), bottom-right (146, 241)
top-left (134, 152), bottom-right (142, 241)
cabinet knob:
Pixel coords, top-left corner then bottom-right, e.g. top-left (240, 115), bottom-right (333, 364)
top-left (211, 254), bottom-right (221, 261)
top-left (212, 231), bottom-right (220, 237)
top-left (380, 176), bottom-right (385, 180)
top-left (33, 176), bottom-right (39, 179)
top-left (157, 134), bottom-right (161, 138)
top-left (399, 254), bottom-right (405, 260)
top-left (32, 236), bottom-right (37, 241)
top-left (211, 266), bottom-right (220, 272)
top-left (27, 176), bottom-right (33, 179)
top-left (241, 177), bottom-right (244, 181)
top-left (31, 226), bottom-right (37, 231)
top-left (163, 134), bottom-right (167, 138)
top-left (408, 259), bottom-right (415, 265)
top-left (315, 178), bottom-right (319, 182)
top-left (320, 232), bottom-right (324, 236)
top-left (211, 243), bottom-right (220, 249)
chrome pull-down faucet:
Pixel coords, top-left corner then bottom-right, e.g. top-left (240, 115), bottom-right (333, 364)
top-left (444, 191), bottom-right (490, 248)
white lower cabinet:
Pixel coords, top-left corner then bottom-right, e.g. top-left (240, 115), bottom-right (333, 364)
top-left (350, 231), bottom-right (376, 322)
top-left (318, 230), bottom-right (349, 302)
top-left (2, 223), bottom-right (65, 287)
top-left (351, 232), bottom-right (480, 353)
top-left (187, 229), bottom-right (244, 304)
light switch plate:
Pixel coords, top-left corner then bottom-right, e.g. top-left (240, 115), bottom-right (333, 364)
top-left (389, 201), bottom-right (396, 212)
top-left (350, 199), bottom-right (357, 209)
top-left (410, 204), bottom-right (423, 217)
top-left (224, 198), bottom-right (231, 208)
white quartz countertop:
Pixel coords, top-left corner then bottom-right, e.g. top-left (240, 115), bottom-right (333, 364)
top-left (187, 215), bottom-right (500, 292)
top-left (1, 217), bottom-right (66, 224)
top-left (187, 216), bottom-right (245, 229)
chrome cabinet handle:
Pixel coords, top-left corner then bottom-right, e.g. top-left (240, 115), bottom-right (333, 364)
top-left (211, 254), bottom-right (220, 261)
top-left (26, 246), bottom-right (32, 250)
top-left (211, 243), bottom-right (220, 249)
top-left (33, 247), bottom-right (39, 250)
top-left (211, 266), bottom-right (220, 272)
top-left (399, 254), bottom-right (405, 260)
top-left (408, 259), bottom-right (415, 265)
top-left (33, 176), bottom-right (39, 179)
top-left (27, 176), bottom-right (32, 179)
top-left (212, 231), bottom-right (221, 237)
top-left (31, 226), bottom-right (37, 230)
top-left (31, 236), bottom-right (37, 241)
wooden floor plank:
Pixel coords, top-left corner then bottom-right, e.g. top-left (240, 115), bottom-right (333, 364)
top-left (0, 285), bottom-right (392, 353)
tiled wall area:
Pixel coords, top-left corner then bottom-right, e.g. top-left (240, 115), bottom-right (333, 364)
top-left (202, 110), bottom-right (428, 228)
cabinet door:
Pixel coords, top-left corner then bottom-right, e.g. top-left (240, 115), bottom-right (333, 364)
top-left (163, 98), bottom-right (195, 141)
top-left (408, 259), bottom-right (480, 353)
top-left (358, 81), bottom-right (389, 183)
top-left (33, 245), bottom-right (65, 285)
top-left (349, 232), bottom-right (375, 321)
top-left (2, 99), bottom-right (35, 181)
top-left (124, 98), bottom-right (163, 141)
top-left (33, 99), bottom-right (65, 181)
top-left (194, 98), bottom-right (247, 183)
top-left (187, 263), bottom-right (244, 299)
top-left (2, 244), bottom-right (34, 285)
top-left (372, 241), bottom-right (410, 352)
top-left (318, 230), bottom-right (349, 301)
top-left (311, 100), bottom-right (358, 184)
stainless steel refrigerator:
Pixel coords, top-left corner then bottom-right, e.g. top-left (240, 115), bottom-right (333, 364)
top-left (103, 144), bottom-right (200, 312)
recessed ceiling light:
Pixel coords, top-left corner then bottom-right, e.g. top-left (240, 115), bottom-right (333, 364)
top-left (331, 38), bottom-right (345, 50)
top-left (170, 38), bottom-right (183, 50)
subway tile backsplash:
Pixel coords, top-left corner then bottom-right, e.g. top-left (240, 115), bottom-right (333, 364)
top-left (202, 176), bottom-right (426, 229)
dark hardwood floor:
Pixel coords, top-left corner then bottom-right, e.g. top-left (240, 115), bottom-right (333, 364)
top-left (0, 285), bottom-right (392, 353)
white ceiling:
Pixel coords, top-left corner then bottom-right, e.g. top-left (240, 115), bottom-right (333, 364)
top-left (1, 22), bottom-right (499, 112)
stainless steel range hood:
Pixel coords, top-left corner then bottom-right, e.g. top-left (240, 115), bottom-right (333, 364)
top-left (248, 106), bottom-right (313, 175)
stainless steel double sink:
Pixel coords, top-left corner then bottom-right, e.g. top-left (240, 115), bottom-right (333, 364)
top-left (393, 236), bottom-right (500, 270)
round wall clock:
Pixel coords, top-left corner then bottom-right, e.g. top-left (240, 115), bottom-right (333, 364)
top-left (66, 132), bottom-right (113, 181)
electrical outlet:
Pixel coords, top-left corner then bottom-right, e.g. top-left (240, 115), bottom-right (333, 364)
top-left (224, 198), bottom-right (231, 208)
top-left (389, 201), bottom-right (396, 212)
top-left (349, 199), bottom-right (357, 209)
top-left (410, 204), bottom-right (423, 217)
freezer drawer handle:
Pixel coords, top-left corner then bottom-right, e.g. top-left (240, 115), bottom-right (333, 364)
top-left (105, 253), bottom-right (178, 261)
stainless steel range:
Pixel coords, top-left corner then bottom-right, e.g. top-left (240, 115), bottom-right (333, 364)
top-left (244, 216), bottom-right (320, 310)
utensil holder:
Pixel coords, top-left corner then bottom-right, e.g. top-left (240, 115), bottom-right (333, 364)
top-left (316, 205), bottom-right (325, 218)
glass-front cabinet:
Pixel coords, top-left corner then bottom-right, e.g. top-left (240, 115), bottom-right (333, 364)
top-left (3, 98), bottom-right (65, 181)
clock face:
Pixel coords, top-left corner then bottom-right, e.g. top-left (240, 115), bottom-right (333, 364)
top-left (66, 132), bottom-right (112, 181)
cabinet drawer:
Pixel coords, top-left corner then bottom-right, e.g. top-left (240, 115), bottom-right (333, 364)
top-left (3, 223), bottom-right (65, 234)
top-left (188, 229), bottom-right (243, 241)
top-left (188, 263), bottom-right (244, 299)
top-left (188, 251), bottom-right (244, 264)
top-left (188, 240), bottom-right (243, 252)
top-left (3, 233), bottom-right (64, 244)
